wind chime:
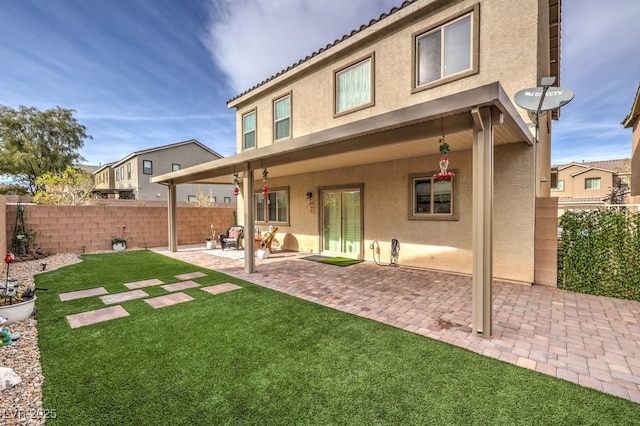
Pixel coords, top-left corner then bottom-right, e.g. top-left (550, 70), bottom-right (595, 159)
top-left (433, 134), bottom-right (455, 180)
top-left (233, 173), bottom-right (240, 196)
top-left (262, 169), bottom-right (269, 196)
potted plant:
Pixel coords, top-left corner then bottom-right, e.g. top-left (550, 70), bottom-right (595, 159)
top-left (206, 224), bottom-right (217, 249)
top-left (434, 138), bottom-right (455, 179)
top-left (0, 252), bottom-right (37, 325)
top-left (111, 224), bottom-right (131, 251)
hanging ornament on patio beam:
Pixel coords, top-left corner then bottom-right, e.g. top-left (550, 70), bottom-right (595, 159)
top-left (434, 136), bottom-right (455, 180)
top-left (262, 168), bottom-right (269, 196)
top-left (232, 173), bottom-right (240, 196)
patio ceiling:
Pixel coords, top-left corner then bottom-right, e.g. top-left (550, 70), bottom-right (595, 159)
top-left (151, 82), bottom-right (533, 186)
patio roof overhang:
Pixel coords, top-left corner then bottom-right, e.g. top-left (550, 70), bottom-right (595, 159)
top-left (154, 81), bottom-right (531, 339)
top-left (151, 82), bottom-right (532, 187)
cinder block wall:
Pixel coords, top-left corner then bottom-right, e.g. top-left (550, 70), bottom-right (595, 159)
top-left (4, 199), bottom-right (236, 255)
top-left (534, 197), bottom-right (558, 287)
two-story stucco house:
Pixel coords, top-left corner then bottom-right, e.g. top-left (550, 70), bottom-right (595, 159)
top-left (95, 139), bottom-right (234, 202)
top-left (153, 0), bottom-right (562, 336)
top-left (551, 159), bottom-right (631, 210)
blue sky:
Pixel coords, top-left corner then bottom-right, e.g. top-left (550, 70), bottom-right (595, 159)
top-left (1, 0), bottom-right (638, 167)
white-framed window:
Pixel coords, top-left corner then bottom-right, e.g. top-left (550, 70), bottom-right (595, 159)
top-left (126, 163), bottom-right (131, 180)
top-left (115, 168), bottom-right (120, 181)
top-left (143, 160), bottom-right (153, 175)
top-left (243, 110), bottom-right (256, 149)
top-left (414, 6), bottom-right (477, 90)
top-left (274, 94), bottom-right (291, 140)
top-left (120, 166), bottom-right (125, 180)
top-left (585, 177), bottom-right (600, 190)
top-left (223, 196), bottom-right (231, 203)
top-left (254, 188), bottom-right (289, 224)
top-left (335, 54), bottom-right (374, 115)
top-left (551, 180), bottom-right (565, 191)
top-left (409, 173), bottom-right (457, 220)
top-left (172, 163), bottom-right (181, 172)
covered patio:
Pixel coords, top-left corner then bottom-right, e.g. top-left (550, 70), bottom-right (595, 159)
top-left (152, 82), bottom-right (534, 338)
top-left (153, 245), bottom-right (640, 403)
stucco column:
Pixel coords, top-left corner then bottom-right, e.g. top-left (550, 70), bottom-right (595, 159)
top-left (167, 183), bottom-right (177, 252)
top-left (471, 106), bottom-right (500, 337)
top-left (243, 165), bottom-right (255, 273)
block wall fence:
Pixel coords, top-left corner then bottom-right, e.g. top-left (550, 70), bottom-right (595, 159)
top-left (2, 196), bottom-right (237, 255)
top-left (534, 197), bottom-right (559, 287)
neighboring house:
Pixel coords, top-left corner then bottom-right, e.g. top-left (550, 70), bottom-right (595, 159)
top-left (622, 83), bottom-right (640, 204)
top-left (153, 0), bottom-right (562, 336)
top-left (94, 139), bottom-right (234, 202)
top-left (93, 162), bottom-right (115, 195)
top-left (550, 159), bottom-right (631, 209)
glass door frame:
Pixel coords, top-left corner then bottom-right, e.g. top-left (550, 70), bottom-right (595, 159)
top-left (318, 183), bottom-right (364, 259)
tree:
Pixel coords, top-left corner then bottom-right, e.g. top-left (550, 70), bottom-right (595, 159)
top-left (0, 105), bottom-right (90, 194)
top-left (33, 166), bottom-right (98, 205)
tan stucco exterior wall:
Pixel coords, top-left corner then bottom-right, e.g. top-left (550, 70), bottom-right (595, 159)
top-left (240, 142), bottom-right (536, 284)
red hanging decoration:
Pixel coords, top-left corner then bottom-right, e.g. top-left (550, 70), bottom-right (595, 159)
top-left (232, 173), bottom-right (240, 196)
top-left (434, 137), bottom-right (455, 180)
top-left (262, 168), bottom-right (269, 196)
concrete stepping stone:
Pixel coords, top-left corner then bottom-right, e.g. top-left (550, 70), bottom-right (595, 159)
top-left (174, 272), bottom-right (207, 280)
top-left (161, 280), bottom-right (200, 292)
top-left (201, 283), bottom-right (243, 295)
top-left (144, 292), bottom-right (194, 309)
top-left (100, 289), bottom-right (148, 305)
top-left (67, 305), bottom-right (129, 328)
top-left (60, 287), bottom-right (108, 302)
top-left (125, 278), bottom-right (164, 290)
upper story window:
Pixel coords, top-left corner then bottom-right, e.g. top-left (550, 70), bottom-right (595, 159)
top-left (143, 160), bottom-right (153, 175)
top-left (243, 110), bottom-right (256, 149)
top-left (127, 163), bottom-right (131, 180)
top-left (274, 94), bottom-right (291, 140)
top-left (551, 180), bottom-right (565, 191)
top-left (335, 54), bottom-right (374, 116)
top-left (414, 6), bottom-right (478, 91)
top-left (585, 177), bottom-right (600, 190)
top-left (172, 163), bottom-right (181, 172)
top-left (120, 166), bottom-right (125, 180)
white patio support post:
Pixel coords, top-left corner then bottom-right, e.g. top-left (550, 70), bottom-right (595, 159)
top-left (167, 183), bottom-right (178, 252)
top-left (243, 164), bottom-right (255, 273)
top-left (471, 106), bottom-right (500, 337)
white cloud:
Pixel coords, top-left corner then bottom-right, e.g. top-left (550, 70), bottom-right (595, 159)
top-left (202, 0), bottom-right (400, 93)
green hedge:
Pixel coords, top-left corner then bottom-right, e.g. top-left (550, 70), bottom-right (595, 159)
top-left (559, 209), bottom-right (640, 300)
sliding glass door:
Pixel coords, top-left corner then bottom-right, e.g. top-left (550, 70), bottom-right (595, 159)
top-left (322, 188), bottom-right (361, 258)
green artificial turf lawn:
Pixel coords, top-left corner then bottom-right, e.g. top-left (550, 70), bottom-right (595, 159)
top-left (35, 251), bottom-right (640, 425)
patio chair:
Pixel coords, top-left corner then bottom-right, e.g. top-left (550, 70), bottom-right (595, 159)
top-left (219, 225), bottom-right (244, 250)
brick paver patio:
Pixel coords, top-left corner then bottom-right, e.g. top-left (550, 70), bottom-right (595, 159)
top-left (153, 246), bottom-right (640, 403)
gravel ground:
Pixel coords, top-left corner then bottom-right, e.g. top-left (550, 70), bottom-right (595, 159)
top-left (0, 253), bottom-right (82, 426)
